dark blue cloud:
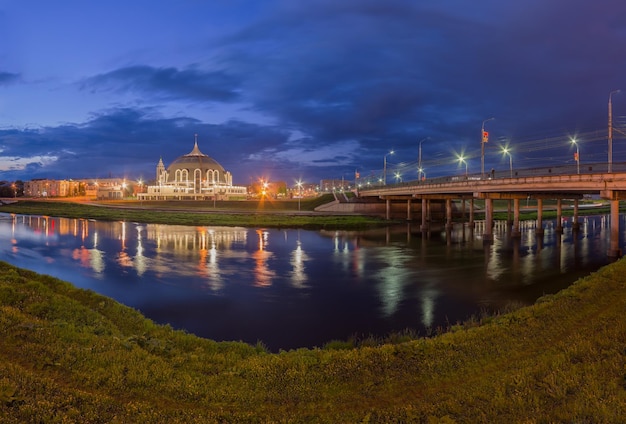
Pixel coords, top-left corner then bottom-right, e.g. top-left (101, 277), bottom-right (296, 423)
top-left (81, 65), bottom-right (241, 102)
top-left (205, 0), bottom-right (626, 176)
top-left (0, 71), bottom-right (19, 86)
top-left (0, 107), bottom-right (291, 183)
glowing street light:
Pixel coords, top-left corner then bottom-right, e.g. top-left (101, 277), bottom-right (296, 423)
top-left (501, 147), bottom-right (513, 178)
top-left (571, 138), bottom-right (580, 174)
top-left (481, 117), bottom-right (494, 178)
top-left (296, 180), bottom-right (303, 211)
top-left (384, 152), bottom-right (391, 185)
top-left (418, 137), bottom-right (429, 180)
top-left (457, 155), bottom-right (468, 176)
top-left (383, 150), bottom-right (394, 185)
top-left (394, 172), bottom-right (402, 183)
top-left (608, 89), bottom-right (621, 173)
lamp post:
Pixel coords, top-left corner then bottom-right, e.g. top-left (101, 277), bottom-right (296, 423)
top-left (296, 180), bottom-right (303, 211)
top-left (502, 147), bottom-right (512, 178)
top-left (609, 89), bottom-right (621, 173)
top-left (458, 155), bottom-right (468, 176)
top-left (418, 137), bottom-right (429, 180)
top-left (481, 117), bottom-right (494, 178)
top-left (383, 150), bottom-right (394, 185)
top-left (571, 138), bottom-right (580, 174)
top-left (418, 167), bottom-right (425, 181)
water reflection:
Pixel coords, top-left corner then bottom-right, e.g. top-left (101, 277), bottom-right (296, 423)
top-left (0, 212), bottom-right (623, 351)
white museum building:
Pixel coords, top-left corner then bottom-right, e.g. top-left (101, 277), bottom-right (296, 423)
top-left (138, 136), bottom-right (247, 201)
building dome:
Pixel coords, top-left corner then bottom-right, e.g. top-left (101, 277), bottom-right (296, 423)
top-left (141, 135), bottom-right (246, 201)
top-left (162, 139), bottom-right (230, 185)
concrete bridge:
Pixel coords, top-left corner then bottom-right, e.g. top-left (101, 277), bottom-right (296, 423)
top-left (357, 169), bottom-right (626, 257)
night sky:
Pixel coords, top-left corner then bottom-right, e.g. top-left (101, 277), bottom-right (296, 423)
top-left (1, 1), bottom-right (626, 186)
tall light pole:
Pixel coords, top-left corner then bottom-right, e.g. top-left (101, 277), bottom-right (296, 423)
top-left (481, 117), bottom-right (495, 178)
top-left (383, 150), bottom-right (394, 185)
top-left (458, 155), bottom-right (468, 176)
top-left (418, 137), bottom-right (429, 180)
top-left (609, 89), bottom-right (621, 173)
top-left (571, 138), bottom-right (580, 174)
top-left (501, 147), bottom-right (512, 178)
top-left (296, 180), bottom-right (303, 211)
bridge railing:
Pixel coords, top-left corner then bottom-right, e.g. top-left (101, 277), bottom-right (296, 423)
top-left (364, 161), bottom-right (626, 190)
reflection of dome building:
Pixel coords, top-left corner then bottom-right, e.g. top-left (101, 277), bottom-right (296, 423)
top-left (139, 136), bottom-right (247, 200)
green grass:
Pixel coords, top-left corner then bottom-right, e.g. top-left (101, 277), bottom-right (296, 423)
top-left (1, 256), bottom-right (626, 422)
top-left (0, 197), bottom-right (391, 230)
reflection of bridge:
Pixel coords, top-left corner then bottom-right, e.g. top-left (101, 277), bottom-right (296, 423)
top-left (358, 167), bottom-right (626, 257)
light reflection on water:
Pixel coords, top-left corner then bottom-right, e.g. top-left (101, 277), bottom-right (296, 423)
top-left (0, 212), bottom-right (624, 351)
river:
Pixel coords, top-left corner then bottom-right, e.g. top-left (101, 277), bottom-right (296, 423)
top-left (0, 212), bottom-right (623, 351)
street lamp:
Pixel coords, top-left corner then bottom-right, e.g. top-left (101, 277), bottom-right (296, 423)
top-left (296, 180), bottom-right (303, 211)
top-left (418, 167), bottom-right (425, 181)
top-left (383, 150), bottom-right (394, 185)
top-left (571, 138), bottom-right (580, 174)
top-left (501, 147), bottom-right (513, 178)
top-left (481, 117), bottom-right (495, 178)
top-left (457, 155), bottom-right (468, 176)
top-left (608, 89), bottom-right (621, 173)
top-left (394, 172), bottom-right (402, 183)
top-left (418, 137), bottom-right (429, 181)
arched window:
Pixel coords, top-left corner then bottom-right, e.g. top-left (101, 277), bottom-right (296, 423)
top-left (194, 169), bottom-right (202, 193)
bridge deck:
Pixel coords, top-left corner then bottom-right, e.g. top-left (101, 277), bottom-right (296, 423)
top-left (359, 172), bottom-right (626, 199)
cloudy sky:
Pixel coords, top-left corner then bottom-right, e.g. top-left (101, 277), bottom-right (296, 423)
top-left (1, 0), bottom-right (626, 186)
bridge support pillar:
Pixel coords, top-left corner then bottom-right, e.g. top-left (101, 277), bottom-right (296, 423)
top-left (535, 199), bottom-right (544, 236)
top-left (461, 198), bottom-right (466, 222)
top-left (469, 199), bottom-right (475, 228)
top-left (556, 199), bottom-right (563, 233)
top-left (406, 199), bottom-right (412, 221)
top-left (572, 199), bottom-right (580, 232)
top-left (445, 198), bottom-right (453, 230)
top-left (507, 200), bottom-right (513, 228)
top-left (385, 198), bottom-right (391, 220)
top-left (420, 198), bottom-right (429, 232)
top-left (483, 198), bottom-right (493, 243)
top-left (608, 199), bottom-right (622, 258)
top-left (512, 198), bottom-right (521, 238)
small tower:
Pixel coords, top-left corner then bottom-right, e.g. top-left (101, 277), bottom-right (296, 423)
top-left (156, 157), bottom-right (166, 185)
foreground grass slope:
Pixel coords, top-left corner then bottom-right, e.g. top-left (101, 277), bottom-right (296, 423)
top-left (1, 257), bottom-right (626, 422)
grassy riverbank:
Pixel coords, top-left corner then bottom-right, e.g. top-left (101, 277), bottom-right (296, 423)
top-left (0, 197), bottom-right (392, 230)
top-left (1, 255), bottom-right (626, 422)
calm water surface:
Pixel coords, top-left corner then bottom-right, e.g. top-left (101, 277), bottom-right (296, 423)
top-left (0, 213), bottom-right (624, 351)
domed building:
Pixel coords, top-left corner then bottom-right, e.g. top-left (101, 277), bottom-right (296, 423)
top-left (138, 136), bottom-right (247, 200)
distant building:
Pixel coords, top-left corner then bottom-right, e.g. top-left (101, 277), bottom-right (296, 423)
top-left (94, 179), bottom-right (129, 200)
top-left (24, 179), bottom-right (82, 197)
top-left (138, 136), bottom-right (247, 201)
